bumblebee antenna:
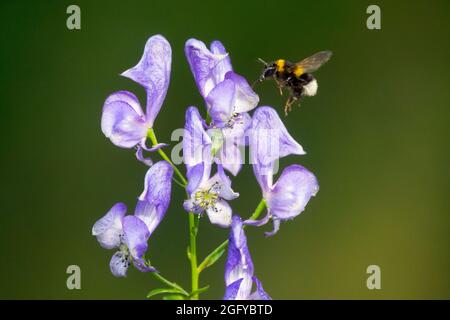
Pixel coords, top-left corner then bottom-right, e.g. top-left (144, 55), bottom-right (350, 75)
top-left (257, 58), bottom-right (268, 66)
top-left (253, 58), bottom-right (269, 88)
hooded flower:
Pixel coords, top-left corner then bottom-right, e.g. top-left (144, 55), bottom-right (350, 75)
top-left (183, 107), bottom-right (239, 227)
top-left (101, 35), bottom-right (172, 165)
top-left (184, 39), bottom-right (258, 175)
top-left (249, 107), bottom-right (319, 235)
top-left (183, 106), bottom-right (212, 172)
top-left (92, 161), bottom-right (173, 276)
top-left (224, 216), bottom-right (271, 300)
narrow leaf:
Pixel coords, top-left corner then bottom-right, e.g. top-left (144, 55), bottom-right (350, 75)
top-left (163, 294), bottom-right (186, 300)
top-left (189, 285), bottom-right (210, 297)
top-left (198, 241), bottom-right (228, 272)
top-left (147, 288), bottom-right (186, 299)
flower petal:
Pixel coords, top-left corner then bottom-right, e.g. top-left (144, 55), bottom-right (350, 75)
top-left (225, 216), bottom-right (254, 286)
top-left (249, 277), bottom-right (271, 300)
top-left (210, 40), bottom-right (233, 84)
top-left (135, 146), bottom-right (153, 166)
top-left (206, 199), bottom-right (233, 227)
top-left (140, 141), bottom-right (168, 152)
top-left (135, 161), bottom-right (173, 235)
top-left (203, 165), bottom-right (239, 200)
top-left (135, 143), bottom-right (168, 167)
top-left (185, 38), bottom-right (229, 98)
top-left (206, 79), bottom-right (235, 127)
top-left (264, 219), bottom-right (281, 237)
top-left (183, 107), bottom-right (211, 170)
top-left (122, 215), bottom-right (150, 261)
top-left (268, 164), bottom-right (319, 220)
top-left (217, 165), bottom-right (240, 200)
top-left (101, 91), bottom-right (148, 148)
top-left (250, 106), bottom-right (305, 167)
top-left (92, 203), bottom-right (127, 249)
top-left (222, 112), bottom-right (252, 142)
top-left (224, 71), bottom-right (259, 113)
top-left (121, 35), bottom-right (171, 127)
top-left (244, 211), bottom-right (270, 227)
top-left (223, 278), bottom-right (243, 300)
top-left (186, 163), bottom-right (205, 195)
top-left (252, 159), bottom-right (273, 194)
top-left (250, 106), bottom-right (306, 191)
top-left (183, 198), bottom-right (199, 214)
top-left (218, 141), bottom-right (243, 176)
top-left (109, 251), bottom-right (130, 277)
top-left (133, 257), bottom-right (157, 273)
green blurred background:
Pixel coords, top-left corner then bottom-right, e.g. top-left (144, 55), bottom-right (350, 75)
top-left (0, 0), bottom-right (449, 299)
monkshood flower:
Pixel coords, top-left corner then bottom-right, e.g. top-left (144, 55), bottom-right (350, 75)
top-left (183, 161), bottom-right (238, 228)
top-left (249, 107), bottom-right (319, 236)
top-left (101, 35), bottom-right (171, 165)
top-left (92, 161), bottom-right (173, 276)
top-left (224, 216), bottom-right (271, 300)
top-left (183, 106), bottom-right (239, 227)
top-left (184, 39), bottom-right (258, 175)
top-left (183, 106), bottom-right (212, 172)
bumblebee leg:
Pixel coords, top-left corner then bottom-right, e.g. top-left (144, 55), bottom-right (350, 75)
top-left (284, 96), bottom-right (297, 116)
top-left (296, 96), bottom-right (302, 108)
top-left (275, 79), bottom-right (283, 96)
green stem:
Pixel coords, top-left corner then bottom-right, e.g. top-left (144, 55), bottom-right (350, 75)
top-left (197, 198), bottom-right (266, 273)
top-left (172, 177), bottom-right (185, 188)
top-left (188, 212), bottom-right (199, 299)
top-left (151, 271), bottom-right (189, 296)
top-left (146, 128), bottom-right (199, 299)
top-left (147, 128), bottom-right (187, 186)
top-left (247, 198), bottom-right (267, 221)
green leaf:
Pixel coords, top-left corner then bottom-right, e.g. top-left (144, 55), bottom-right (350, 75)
top-left (147, 288), bottom-right (187, 299)
top-left (163, 294), bottom-right (186, 300)
top-left (198, 243), bottom-right (227, 272)
top-left (189, 285), bottom-right (210, 298)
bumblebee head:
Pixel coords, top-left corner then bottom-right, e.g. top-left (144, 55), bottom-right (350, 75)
top-left (257, 58), bottom-right (276, 82)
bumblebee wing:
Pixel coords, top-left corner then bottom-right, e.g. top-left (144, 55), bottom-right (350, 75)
top-left (293, 51), bottom-right (332, 73)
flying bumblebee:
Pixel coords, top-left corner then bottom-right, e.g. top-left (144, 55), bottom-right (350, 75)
top-left (255, 51), bottom-right (332, 115)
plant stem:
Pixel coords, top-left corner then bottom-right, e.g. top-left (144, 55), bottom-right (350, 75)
top-left (151, 272), bottom-right (189, 296)
top-left (197, 198), bottom-right (266, 273)
top-left (147, 128), bottom-right (187, 186)
top-left (188, 212), bottom-right (199, 299)
top-left (146, 128), bottom-right (199, 299)
top-left (247, 198), bottom-right (267, 221)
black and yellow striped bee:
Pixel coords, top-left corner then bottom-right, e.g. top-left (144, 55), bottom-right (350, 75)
top-left (256, 51), bottom-right (332, 115)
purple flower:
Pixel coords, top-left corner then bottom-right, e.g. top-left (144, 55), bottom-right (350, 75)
top-left (92, 161), bottom-right (173, 276)
top-left (249, 107), bottom-right (319, 235)
top-left (134, 161), bottom-right (174, 235)
top-left (224, 216), bottom-right (271, 300)
top-left (101, 35), bottom-right (171, 165)
top-left (183, 158), bottom-right (238, 228)
top-left (183, 106), bottom-right (212, 172)
top-left (183, 107), bottom-right (239, 227)
top-left (184, 39), bottom-right (258, 175)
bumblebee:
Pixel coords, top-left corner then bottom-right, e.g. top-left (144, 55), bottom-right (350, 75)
top-left (256, 51), bottom-right (332, 115)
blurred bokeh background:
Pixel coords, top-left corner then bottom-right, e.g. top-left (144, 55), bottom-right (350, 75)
top-left (0, 0), bottom-right (449, 299)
